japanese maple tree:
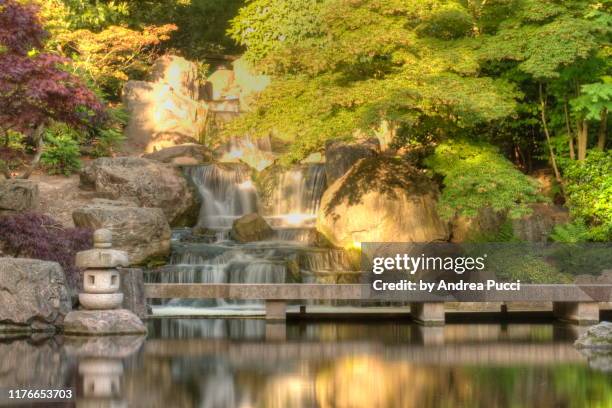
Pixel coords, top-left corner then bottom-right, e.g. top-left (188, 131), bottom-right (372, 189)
top-left (0, 0), bottom-right (105, 178)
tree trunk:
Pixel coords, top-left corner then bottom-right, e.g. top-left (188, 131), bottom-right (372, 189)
top-left (597, 108), bottom-right (608, 150)
top-left (576, 119), bottom-right (588, 161)
top-left (564, 101), bottom-right (575, 160)
top-left (539, 84), bottom-right (565, 196)
top-left (19, 124), bottom-right (45, 180)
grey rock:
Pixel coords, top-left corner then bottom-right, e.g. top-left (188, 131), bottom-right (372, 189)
top-left (512, 203), bottom-right (570, 242)
top-left (230, 213), bottom-right (274, 243)
top-left (0, 258), bottom-right (71, 332)
top-left (579, 348), bottom-right (612, 373)
top-left (0, 179), bottom-right (39, 215)
top-left (63, 309), bottom-right (147, 335)
top-left (73, 202), bottom-right (171, 265)
top-left (119, 268), bottom-right (147, 319)
top-left (575, 321), bottom-right (612, 348)
top-left (143, 143), bottom-right (212, 164)
top-left (80, 157), bottom-right (199, 226)
top-left (325, 138), bottom-right (380, 184)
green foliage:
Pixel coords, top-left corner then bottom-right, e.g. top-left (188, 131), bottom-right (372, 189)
top-left (40, 124), bottom-right (82, 175)
top-left (227, 0), bottom-right (519, 163)
top-left (90, 106), bottom-right (127, 157)
top-left (417, 3), bottom-right (474, 40)
top-left (424, 140), bottom-right (542, 219)
top-left (228, 0), bottom-right (324, 68)
top-left (550, 220), bottom-right (590, 243)
top-left (561, 150), bottom-right (612, 241)
top-left (571, 81), bottom-right (612, 120)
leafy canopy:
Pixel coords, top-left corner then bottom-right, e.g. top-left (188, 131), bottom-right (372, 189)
top-left (226, 0), bottom-right (519, 162)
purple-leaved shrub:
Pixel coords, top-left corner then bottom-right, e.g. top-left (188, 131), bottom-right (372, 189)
top-left (0, 212), bottom-right (92, 288)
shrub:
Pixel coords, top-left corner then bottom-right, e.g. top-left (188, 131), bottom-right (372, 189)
top-left (0, 212), bottom-right (92, 288)
top-left (41, 125), bottom-right (82, 175)
top-left (425, 140), bottom-right (543, 220)
top-left (561, 150), bottom-right (612, 241)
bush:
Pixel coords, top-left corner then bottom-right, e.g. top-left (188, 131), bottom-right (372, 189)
top-left (41, 124), bottom-right (82, 175)
top-left (0, 213), bottom-right (92, 289)
top-left (425, 140), bottom-right (543, 220)
top-left (90, 106), bottom-right (127, 157)
top-left (561, 150), bottom-right (612, 241)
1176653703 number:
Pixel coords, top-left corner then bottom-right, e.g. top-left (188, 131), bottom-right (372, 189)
top-left (6, 389), bottom-right (74, 401)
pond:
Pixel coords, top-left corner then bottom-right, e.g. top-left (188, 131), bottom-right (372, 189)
top-left (0, 320), bottom-right (610, 408)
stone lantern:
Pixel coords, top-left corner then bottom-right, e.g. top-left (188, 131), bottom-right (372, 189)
top-left (63, 229), bottom-right (147, 335)
top-left (79, 229), bottom-right (125, 310)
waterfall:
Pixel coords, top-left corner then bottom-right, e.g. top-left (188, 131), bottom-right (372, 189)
top-left (149, 161), bottom-right (356, 314)
top-left (186, 164), bottom-right (258, 229)
top-left (268, 164), bottom-right (327, 228)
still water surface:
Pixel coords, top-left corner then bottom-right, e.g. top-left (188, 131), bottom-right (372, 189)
top-left (1, 320), bottom-right (610, 408)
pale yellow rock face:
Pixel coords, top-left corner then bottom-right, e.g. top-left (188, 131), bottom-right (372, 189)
top-left (317, 157), bottom-right (449, 250)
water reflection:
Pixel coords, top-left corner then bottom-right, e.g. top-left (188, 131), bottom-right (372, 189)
top-left (0, 321), bottom-right (610, 408)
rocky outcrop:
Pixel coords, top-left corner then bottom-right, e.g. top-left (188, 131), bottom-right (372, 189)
top-left (0, 179), bottom-right (39, 215)
top-left (63, 309), bottom-right (147, 335)
top-left (80, 157), bottom-right (199, 226)
top-left (73, 202), bottom-right (171, 265)
top-left (143, 143), bottom-right (212, 165)
top-left (512, 203), bottom-right (570, 242)
top-left (325, 139), bottom-right (380, 184)
top-left (0, 258), bottom-right (71, 332)
top-left (231, 213), bottom-right (274, 243)
top-left (123, 55), bottom-right (207, 154)
top-left (317, 157), bottom-right (449, 250)
top-left (575, 321), bottom-right (612, 348)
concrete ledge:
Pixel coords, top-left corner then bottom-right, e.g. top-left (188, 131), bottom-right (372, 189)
top-left (144, 283), bottom-right (612, 302)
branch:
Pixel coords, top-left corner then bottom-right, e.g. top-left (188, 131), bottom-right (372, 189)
top-left (539, 83), bottom-right (565, 197)
top-left (18, 124), bottom-right (45, 180)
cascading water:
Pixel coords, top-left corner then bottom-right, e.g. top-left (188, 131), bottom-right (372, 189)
top-left (149, 162), bottom-right (356, 314)
top-left (185, 164), bottom-right (258, 230)
top-left (268, 164), bottom-right (327, 227)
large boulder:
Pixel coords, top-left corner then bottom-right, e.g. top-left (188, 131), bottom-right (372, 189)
top-left (575, 321), bottom-right (612, 348)
top-left (150, 55), bottom-right (200, 100)
top-left (80, 157), bottom-right (199, 226)
top-left (0, 179), bottom-right (39, 216)
top-left (122, 80), bottom-right (207, 154)
top-left (231, 213), bottom-right (274, 243)
top-left (143, 143), bottom-right (212, 165)
top-left (72, 202), bottom-right (171, 265)
top-left (317, 157), bottom-right (449, 250)
top-left (0, 258), bottom-right (71, 332)
top-left (325, 139), bottom-right (380, 184)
